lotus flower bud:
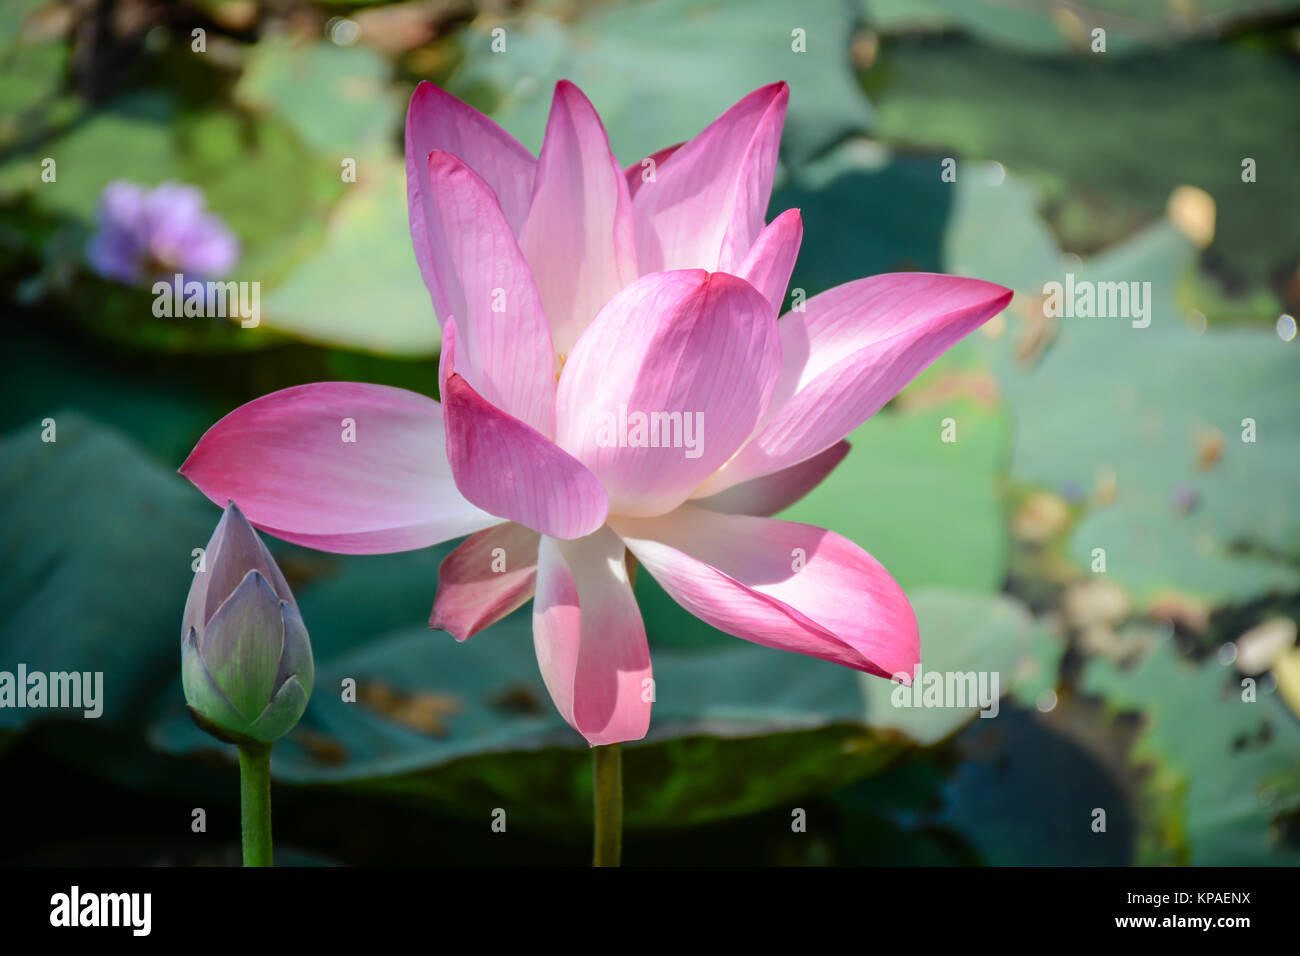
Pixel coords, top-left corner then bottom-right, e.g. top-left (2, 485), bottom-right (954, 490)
top-left (181, 501), bottom-right (313, 745)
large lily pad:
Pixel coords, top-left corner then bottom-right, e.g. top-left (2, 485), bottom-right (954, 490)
top-left (449, 0), bottom-right (874, 166)
top-left (861, 590), bottom-right (1060, 744)
top-left (150, 606), bottom-right (904, 831)
top-left (236, 38), bottom-right (403, 157)
top-left (151, 522), bottom-right (1056, 831)
top-left (865, 0), bottom-right (1298, 54)
top-left (1083, 637), bottom-right (1300, 864)
top-left (782, 398), bottom-right (1009, 595)
top-left (950, 170), bottom-right (1300, 610)
top-left (0, 0), bottom-right (73, 151)
top-left (868, 34), bottom-right (1300, 313)
top-left (261, 158), bottom-right (441, 356)
top-left (942, 161), bottom-right (1068, 291)
top-left (771, 141), bottom-right (951, 298)
top-left (0, 94), bottom-right (179, 211)
top-left (0, 328), bottom-right (227, 465)
top-left (0, 415), bottom-right (215, 730)
top-left (173, 109), bottom-right (344, 289)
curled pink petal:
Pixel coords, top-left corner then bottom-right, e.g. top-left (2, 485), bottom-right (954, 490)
top-left (533, 528), bottom-right (652, 746)
top-left (632, 83), bottom-right (787, 274)
top-left (736, 208), bottom-right (803, 316)
top-left (180, 383), bottom-right (494, 554)
top-left (555, 270), bottom-right (780, 517)
top-left (700, 273), bottom-right (1012, 495)
top-left (406, 82), bottom-right (536, 313)
top-left (694, 440), bottom-right (849, 517)
top-left (612, 505), bottom-right (918, 681)
top-left (519, 81), bottom-right (638, 355)
top-left (441, 321), bottom-right (608, 540)
top-left (421, 150), bottom-right (556, 436)
top-left (430, 522), bottom-right (540, 640)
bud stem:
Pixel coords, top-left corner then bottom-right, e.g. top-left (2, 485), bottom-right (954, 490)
top-left (592, 743), bottom-right (622, 867)
top-left (238, 743), bottom-right (274, 867)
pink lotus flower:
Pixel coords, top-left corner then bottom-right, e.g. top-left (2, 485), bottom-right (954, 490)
top-left (180, 81), bottom-right (1012, 746)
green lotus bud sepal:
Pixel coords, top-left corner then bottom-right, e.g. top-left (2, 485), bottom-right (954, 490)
top-left (181, 501), bottom-right (313, 746)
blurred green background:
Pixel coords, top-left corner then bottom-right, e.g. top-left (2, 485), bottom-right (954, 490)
top-left (1, 0), bottom-right (1298, 865)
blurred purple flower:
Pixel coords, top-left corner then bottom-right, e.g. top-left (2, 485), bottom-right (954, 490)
top-left (86, 180), bottom-right (239, 284)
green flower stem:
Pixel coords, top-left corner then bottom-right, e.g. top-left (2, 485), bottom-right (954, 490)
top-left (237, 743), bottom-right (274, 867)
top-left (592, 742), bottom-right (623, 867)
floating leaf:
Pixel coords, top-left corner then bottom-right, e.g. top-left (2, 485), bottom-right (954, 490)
top-left (236, 38), bottom-right (402, 157)
top-left (782, 398), bottom-right (1009, 595)
top-left (151, 515), bottom-right (1057, 830)
top-left (0, 329), bottom-right (235, 463)
top-left (869, 35), bottom-right (1300, 313)
top-left (861, 590), bottom-right (1061, 744)
top-left (150, 610), bottom-right (902, 830)
top-left (772, 141), bottom-right (951, 298)
top-left (1083, 638), bottom-right (1300, 864)
top-left (449, 0), bottom-right (874, 167)
top-left (260, 158), bottom-right (440, 356)
top-left (0, 415), bottom-right (215, 731)
top-left (866, 0), bottom-right (1294, 53)
top-left (0, 94), bottom-right (179, 211)
top-left (950, 171), bottom-right (1300, 610)
top-left (0, 0), bottom-right (72, 151)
